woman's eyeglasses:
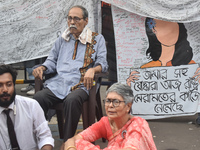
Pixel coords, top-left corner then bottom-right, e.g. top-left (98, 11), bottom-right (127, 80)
top-left (103, 99), bottom-right (125, 107)
top-left (67, 16), bottom-right (84, 23)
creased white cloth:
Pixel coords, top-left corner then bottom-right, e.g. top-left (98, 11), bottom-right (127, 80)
top-left (102, 0), bottom-right (200, 22)
top-left (61, 26), bottom-right (93, 44)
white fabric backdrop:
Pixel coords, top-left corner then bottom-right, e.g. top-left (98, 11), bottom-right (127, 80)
top-left (103, 0), bottom-right (200, 22)
top-left (0, 0), bottom-right (101, 64)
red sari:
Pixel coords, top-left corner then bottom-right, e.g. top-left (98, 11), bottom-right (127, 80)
top-left (76, 116), bottom-right (157, 150)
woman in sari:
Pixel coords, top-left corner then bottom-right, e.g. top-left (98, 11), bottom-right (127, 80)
top-left (62, 83), bottom-right (157, 150)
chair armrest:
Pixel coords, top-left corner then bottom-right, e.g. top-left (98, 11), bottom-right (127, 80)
top-left (94, 72), bottom-right (108, 80)
top-left (33, 63), bottom-right (56, 93)
top-left (93, 72), bottom-right (109, 86)
top-left (86, 72), bottom-right (108, 126)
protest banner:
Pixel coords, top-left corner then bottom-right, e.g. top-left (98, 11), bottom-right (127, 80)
top-left (111, 3), bottom-right (200, 119)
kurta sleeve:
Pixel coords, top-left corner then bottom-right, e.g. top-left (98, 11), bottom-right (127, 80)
top-left (93, 34), bottom-right (108, 73)
top-left (42, 36), bottom-right (63, 74)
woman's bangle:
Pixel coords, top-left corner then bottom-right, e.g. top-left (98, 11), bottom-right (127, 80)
top-left (66, 146), bottom-right (76, 150)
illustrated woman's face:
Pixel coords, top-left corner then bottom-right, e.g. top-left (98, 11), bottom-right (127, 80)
top-left (153, 19), bottom-right (179, 47)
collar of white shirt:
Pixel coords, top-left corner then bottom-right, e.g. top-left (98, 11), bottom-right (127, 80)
top-left (61, 26), bottom-right (92, 44)
top-left (0, 101), bottom-right (14, 114)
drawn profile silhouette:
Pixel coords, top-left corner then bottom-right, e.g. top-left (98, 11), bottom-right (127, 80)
top-left (142, 17), bottom-right (194, 68)
top-left (127, 17), bottom-right (196, 86)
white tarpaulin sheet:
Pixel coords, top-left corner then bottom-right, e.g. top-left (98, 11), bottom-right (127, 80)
top-left (0, 0), bottom-right (101, 64)
top-left (103, 0), bottom-right (200, 22)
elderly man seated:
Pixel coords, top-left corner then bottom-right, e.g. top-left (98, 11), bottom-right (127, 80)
top-left (32, 5), bottom-right (108, 142)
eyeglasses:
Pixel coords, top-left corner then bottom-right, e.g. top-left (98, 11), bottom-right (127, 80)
top-left (67, 16), bottom-right (84, 23)
top-left (103, 99), bottom-right (125, 107)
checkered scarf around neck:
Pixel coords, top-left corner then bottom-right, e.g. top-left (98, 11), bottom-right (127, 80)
top-left (61, 26), bottom-right (92, 44)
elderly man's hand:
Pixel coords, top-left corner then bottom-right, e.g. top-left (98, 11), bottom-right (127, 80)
top-left (32, 66), bottom-right (46, 80)
top-left (84, 68), bottom-right (95, 90)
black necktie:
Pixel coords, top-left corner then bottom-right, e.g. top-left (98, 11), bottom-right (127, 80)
top-left (4, 109), bottom-right (20, 150)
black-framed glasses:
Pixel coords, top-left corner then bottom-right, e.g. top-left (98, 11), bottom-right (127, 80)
top-left (67, 16), bottom-right (84, 23)
top-left (103, 99), bottom-right (125, 107)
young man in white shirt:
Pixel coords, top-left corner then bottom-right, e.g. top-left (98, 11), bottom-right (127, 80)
top-left (0, 64), bottom-right (54, 150)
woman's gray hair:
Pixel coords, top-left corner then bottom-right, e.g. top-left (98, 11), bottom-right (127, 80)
top-left (69, 5), bottom-right (88, 19)
top-left (106, 83), bottom-right (134, 104)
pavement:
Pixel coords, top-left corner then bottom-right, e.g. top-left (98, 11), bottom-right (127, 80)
top-left (15, 68), bottom-right (200, 150)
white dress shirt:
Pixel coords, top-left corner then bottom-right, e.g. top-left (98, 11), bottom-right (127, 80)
top-left (0, 95), bottom-right (54, 150)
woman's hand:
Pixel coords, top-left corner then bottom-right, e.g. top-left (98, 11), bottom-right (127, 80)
top-left (62, 134), bottom-right (82, 150)
top-left (63, 138), bottom-right (76, 150)
top-left (126, 71), bottom-right (140, 86)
